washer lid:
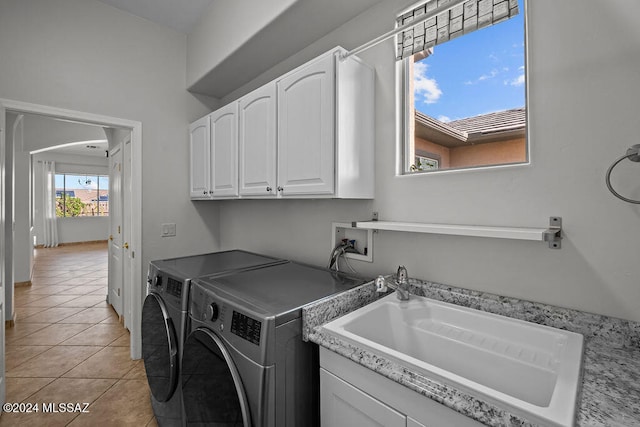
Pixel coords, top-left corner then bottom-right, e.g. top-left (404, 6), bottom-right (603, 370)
top-left (196, 262), bottom-right (366, 323)
top-left (151, 250), bottom-right (285, 279)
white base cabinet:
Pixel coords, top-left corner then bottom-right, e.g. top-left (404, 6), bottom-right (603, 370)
top-left (189, 46), bottom-right (374, 200)
top-left (320, 347), bottom-right (484, 427)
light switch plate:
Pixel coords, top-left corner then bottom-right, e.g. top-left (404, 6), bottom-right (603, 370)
top-left (161, 223), bottom-right (176, 237)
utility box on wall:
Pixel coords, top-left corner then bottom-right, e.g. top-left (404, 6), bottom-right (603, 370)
top-left (331, 222), bottom-right (373, 263)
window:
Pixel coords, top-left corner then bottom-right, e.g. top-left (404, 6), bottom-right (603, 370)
top-left (402, 0), bottom-right (527, 174)
top-left (55, 174), bottom-right (109, 217)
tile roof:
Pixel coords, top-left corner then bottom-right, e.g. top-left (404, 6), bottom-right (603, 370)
top-left (415, 107), bottom-right (526, 147)
top-left (447, 107), bottom-right (526, 135)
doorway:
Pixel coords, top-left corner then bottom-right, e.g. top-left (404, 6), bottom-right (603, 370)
top-left (0, 98), bottom-right (143, 361)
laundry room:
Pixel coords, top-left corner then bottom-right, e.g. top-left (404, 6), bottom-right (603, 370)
top-left (1, 0), bottom-right (639, 426)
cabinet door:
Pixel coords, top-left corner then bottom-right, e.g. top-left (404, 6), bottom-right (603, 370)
top-left (189, 115), bottom-right (210, 199)
top-left (239, 83), bottom-right (277, 197)
top-left (320, 369), bottom-right (405, 427)
top-left (210, 103), bottom-right (239, 198)
top-left (277, 54), bottom-right (335, 196)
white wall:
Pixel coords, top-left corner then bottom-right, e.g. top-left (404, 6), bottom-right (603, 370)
top-left (187, 0), bottom-right (297, 89)
top-left (0, 0), bottom-right (222, 286)
top-left (217, 0), bottom-right (640, 323)
top-left (22, 114), bottom-right (105, 152)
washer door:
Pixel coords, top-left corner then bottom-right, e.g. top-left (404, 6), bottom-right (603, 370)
top-left (181, 328), bottom-right (251, 427)
top-left (142, 293), bottom-right (178, 402)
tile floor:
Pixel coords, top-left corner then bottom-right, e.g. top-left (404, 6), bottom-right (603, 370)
top-left (2, 243), bottom-right (157, 426)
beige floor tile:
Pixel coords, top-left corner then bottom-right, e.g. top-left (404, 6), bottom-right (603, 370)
top-left (61, 324), bottom-right (126, 346)
top-left (28, 286), bottom-right (77, 295)
top-left (57, 295), bottom-right (107, 308)
top-left (66, 380), bottom-right (154, 427)
top-left (54, 277), bottom-right (98, 286)
top-left (4, 377), bottom-right (56, 402)
top-left (14, 306), bottom-right (48, 319)
top-left (57, 308), bottom-right (116, 324)
top-left (19, 294), bottom-right (80, 308)
top-left (146, 416), bottom-right (159, 427)
top-left (27, 377), bottom-right (117, 403)
top-left (13, 294), bottom-right (48, 307)
top-left (64, 286), bottom-right (106, 295)
top-left (0, 407), bottom-right (77, 427)
top-left (11, 323), bottom-right (93, 346)
top-left (6, 346), bottom-right (102, 378)
top-left (123, 360), bottom-right (146, 380)
top-left (108, 333), bottom-right (130, 346)
top-left (20, 307), bottom-right (86, 323)
top-left (5, 323), bottom-right (51, 344)
top-left (63, 346), bottom-right (138, 379)
top-left (5, 345), bottom-right (53, 371)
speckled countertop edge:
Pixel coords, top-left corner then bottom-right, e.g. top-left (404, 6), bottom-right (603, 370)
top-left (303, 278), bottom-right (640, 427)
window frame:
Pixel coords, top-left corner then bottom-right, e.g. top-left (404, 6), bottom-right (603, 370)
top-left (398, 0), bottom-right (531, 177)
top-left (55, 173), bottom-right (110, 218)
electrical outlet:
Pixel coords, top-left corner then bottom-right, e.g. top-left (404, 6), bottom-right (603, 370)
top-left (161, 223), bottom-right (176, 237)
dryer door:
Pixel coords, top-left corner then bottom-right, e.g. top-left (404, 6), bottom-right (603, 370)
top-left (181, 328), bottom-right (251, 427)
top-left (142, 293), bottom-right (179, 402)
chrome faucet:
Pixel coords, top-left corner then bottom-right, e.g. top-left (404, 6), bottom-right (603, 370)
top-left (395, 265), bottom-right (410, 300)
top-left (375, 265), bottom-right (410, 301)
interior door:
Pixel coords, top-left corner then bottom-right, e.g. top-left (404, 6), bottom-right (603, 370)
top-left (0, 104), bottom-right (6, 406)
top-left (108, 144), bottom-right (123, 317)
top-left (122, 135), bottom-right (132, 331)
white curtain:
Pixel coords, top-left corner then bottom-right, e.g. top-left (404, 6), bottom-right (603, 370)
top-left (42, 160), bottom-right (59, 247)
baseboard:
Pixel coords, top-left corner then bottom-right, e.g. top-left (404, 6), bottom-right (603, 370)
top-left (14, 280), bottom-right (32, 288)
top-left (5, 312), bottom-right (16, 328)
top-left (35, 240), bottom-right (108, 248)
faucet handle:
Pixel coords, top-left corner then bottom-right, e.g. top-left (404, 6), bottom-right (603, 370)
top-left (375, 275), bottom-right (388, 293)
top-left (396, 265), bottom-right (408, 283)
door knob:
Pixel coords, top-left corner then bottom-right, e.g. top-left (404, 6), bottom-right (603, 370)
top-left (124, 242), bottom-right (129, 249)
top-left (109, 235), bottom-right (113, 241)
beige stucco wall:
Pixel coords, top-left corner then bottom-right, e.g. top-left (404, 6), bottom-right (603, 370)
top-left (450, 138), bottom-right (526, 168)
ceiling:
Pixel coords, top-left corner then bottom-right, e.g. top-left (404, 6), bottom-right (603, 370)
top-left (95, 0), bottom-right (215, 34)
top-left (43, 140), bottom-right (110, 158)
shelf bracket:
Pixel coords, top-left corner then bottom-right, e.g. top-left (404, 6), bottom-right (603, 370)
top-left (543, 217), bottom-right (563, 249)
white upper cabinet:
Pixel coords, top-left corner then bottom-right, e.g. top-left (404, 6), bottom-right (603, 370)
top-left (210, 103), bottom-right (239, 198)
top-left (189, 46), bottom-right (374, 200)
top-left (277, 53), bottom-right (335, 196)
top-left (189, 115), bottom-right (210, 199)
top-left (239, 83), bottom-right (277, 197)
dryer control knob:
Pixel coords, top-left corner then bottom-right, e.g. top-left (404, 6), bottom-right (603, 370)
top-left (154, 275), bottom-right (163, 290)
top-left (207, 303), bottom-right (219, 321)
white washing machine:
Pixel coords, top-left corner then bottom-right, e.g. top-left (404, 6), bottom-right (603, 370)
top-left (181, 262), bottom-right (366, 427)
top-left (142, 250), bottom-right (286, 427)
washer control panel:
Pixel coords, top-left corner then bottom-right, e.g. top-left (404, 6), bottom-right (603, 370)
top-left (230, 311), bottom-right (262, 345)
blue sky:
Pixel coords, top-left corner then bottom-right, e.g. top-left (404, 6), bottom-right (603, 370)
top-left (414, 0), bottom-right (525, 122)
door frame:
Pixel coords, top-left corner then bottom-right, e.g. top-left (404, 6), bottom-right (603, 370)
top-left (0, 98), bottom-right (143, 359)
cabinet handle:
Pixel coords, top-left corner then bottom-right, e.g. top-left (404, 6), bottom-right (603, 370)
top-left (277, 186), bottom-right (283, 192)
top-left (266, 187), bottom-right (272, 192)
top-left (203, 190), bottom-right (207, 195)
top-left (209, 191), bottom-right (214, 194)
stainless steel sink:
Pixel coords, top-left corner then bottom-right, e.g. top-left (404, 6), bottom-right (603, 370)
top-left (321, 292), bottom-right (584, 427)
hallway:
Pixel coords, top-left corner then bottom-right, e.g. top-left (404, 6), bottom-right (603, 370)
top-left (2, 243), bottom-right (155, 426)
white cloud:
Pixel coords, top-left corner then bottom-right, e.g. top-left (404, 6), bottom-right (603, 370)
top-left (478, 69), bottom-right (499, 81)
top-left (508, 74), bottom-right (525, 86)
top-left (413, 61), bottom-right (442, 104)
top-left (437, 115), bottom-right (452, 123)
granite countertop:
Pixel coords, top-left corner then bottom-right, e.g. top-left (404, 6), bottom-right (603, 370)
top-left (302, 278), bottom-right (640, 427)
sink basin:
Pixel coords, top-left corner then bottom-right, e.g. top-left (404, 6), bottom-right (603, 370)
top-left (322, 292), bottom-right (584, 427)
